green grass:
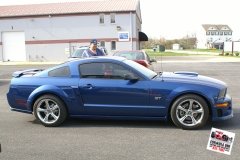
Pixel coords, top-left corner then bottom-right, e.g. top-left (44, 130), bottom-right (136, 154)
top-left (185, 49), bottom-right (221, 53)
top-left (143, 49), bottom-right (240, 57)
top-left (221, 53), bottom-right (240, 58)
top-left (144, 49), bottom-right (209, 57)
top-left (147, 51), bottom-right (190, 56)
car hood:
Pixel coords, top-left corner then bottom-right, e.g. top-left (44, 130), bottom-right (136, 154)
top-left (157, 71), bottom-right (226, 88)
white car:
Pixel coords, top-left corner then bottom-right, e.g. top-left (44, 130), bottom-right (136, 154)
top-left (69, 46), bottom-right (89, 60)
top-left (69, 46), bottom-right (108, 60)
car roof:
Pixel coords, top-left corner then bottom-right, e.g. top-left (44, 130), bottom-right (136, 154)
top-left (76, 46), bottom-right (89, 49)
top-left (115, 50), bottom-right (144, 52)
top-left (114, 50), bottom-right (145, 54)
top-left (67, 56), bottom-right (126, 64)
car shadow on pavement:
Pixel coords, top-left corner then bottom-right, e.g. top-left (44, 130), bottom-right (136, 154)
top-left (62, 114), bottom-right (239, 131)
top-left (30, 117), bottom-right (177, 129)
top-left (61, 118), bottom-right (177, 129)
top-left (29, 108), bottom-right (239, 131)
top-left (204, 108), bottom-right (240, 131)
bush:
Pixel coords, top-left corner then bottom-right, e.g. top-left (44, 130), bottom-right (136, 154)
top-left (230, 53), bottom-right (234, 56)
top-left (159, 45), bottom-right (165, 52)
top-left (219, 53), bottom-right (224, 56)
top-left (235, 52), bottom-right (239, 56)
top-left (225, 53), bottom-right (229, 56)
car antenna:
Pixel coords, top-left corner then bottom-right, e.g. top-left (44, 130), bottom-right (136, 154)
top-left (160, 49), bottom-right (164, 82)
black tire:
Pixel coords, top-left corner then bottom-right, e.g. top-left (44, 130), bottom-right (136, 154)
top-left (170, 94), bottom-right (209, 130)
top-left (33, 94), bottom-right (67, 127)
top-left (211, 132), bottom-right (216, 138)
top-left (222, 135), bottom-right (229, 142)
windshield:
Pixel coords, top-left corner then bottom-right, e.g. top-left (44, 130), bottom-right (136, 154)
top-left (114, 51), bottom-right (144, 60)
top-left (123, 59), bottom-right (157, 79)
top-left (71, 48), bottom-right (88, 57)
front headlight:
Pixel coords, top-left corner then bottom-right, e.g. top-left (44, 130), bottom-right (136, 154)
top-left (218, 88), bottom-right (227, 99)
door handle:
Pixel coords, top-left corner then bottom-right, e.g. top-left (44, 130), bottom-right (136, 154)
top-left (83, 84), bottom-right (94, 89)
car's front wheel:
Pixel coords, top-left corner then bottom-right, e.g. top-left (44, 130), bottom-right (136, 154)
top-left (170, 94), bottom-right (209, 130)
top-left (33, 94), bottom-right (67, 127)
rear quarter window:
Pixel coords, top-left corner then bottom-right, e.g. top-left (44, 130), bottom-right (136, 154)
top-left (48, 66), bottom-right (70, 77)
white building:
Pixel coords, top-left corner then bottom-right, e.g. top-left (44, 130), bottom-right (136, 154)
top-left (0, 0), bottom-right (148, 62)
top-left (197, 24), bottom-right (232, 49)
top-left (172, 44), bottom-right (180, 50)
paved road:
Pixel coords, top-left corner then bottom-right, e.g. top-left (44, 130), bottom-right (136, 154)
top-left (0, 57), bottom-right (239, 160)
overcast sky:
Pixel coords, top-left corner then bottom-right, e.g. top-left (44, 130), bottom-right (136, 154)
top-left (0, 0), bottom-right (239, 40)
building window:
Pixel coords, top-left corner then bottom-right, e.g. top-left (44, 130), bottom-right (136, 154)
top-left (99, 14), bottom-right (104, 24)
top-left (206, 32), bottom-right (210, 35)
top-left (208, 38), bottom-right (213, 42)
top-left (111, 41), bottom-right (116, 50)
top-left (224, 32), bottom-right (227, 35)
top-left (110, 13), bottom-right (116, 23)
top-left (100, 41), bottom-right (105, 47)
top-left (211, 32), bottom-right (215, 35)
top-left (220, 32), bottom-right (223, 35)
top-left (216, 32), bottom-right (219, 35)
top-left (229, 32), bottom-right (232, 35)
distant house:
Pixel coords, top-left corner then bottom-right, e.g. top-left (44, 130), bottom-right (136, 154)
top-left (172, 44), bottom-right (180, 50)
top-left (197, 24), bottom-right (232, 49)
top-left (0, 0), bottom-right (148, 62)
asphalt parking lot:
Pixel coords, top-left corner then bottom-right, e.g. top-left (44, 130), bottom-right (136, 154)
top-left (0, 56), bottom-right (239, 160)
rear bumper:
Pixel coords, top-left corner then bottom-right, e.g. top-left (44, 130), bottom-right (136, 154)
top-left (7, 92), bottom-right (32, 114)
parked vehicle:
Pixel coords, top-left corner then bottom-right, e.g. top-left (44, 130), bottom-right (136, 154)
top-left (69, 46), bottom-right (108, 60)
top-left (7, 57), bottom-right (233, 129)
top-left (113, 50), bottom-right (156, 70)
top-left (69, 46), bottom-right (89, 60)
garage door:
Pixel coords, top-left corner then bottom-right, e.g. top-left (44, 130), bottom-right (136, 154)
top-left (2, 32), bottom-right (26, 61)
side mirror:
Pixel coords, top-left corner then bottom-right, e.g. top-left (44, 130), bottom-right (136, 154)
top-left (124, 74), bottom-right (139, 82)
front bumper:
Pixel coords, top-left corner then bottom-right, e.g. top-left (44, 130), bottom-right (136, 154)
top-left (212, 94), bottom-right (233, 121)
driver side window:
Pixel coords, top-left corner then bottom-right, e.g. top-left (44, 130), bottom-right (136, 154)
top-left (79, 62), bottom-right (138, 79)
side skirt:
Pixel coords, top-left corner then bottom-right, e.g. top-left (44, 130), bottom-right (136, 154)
top-left (10, 107), bottom-right (32, 114)
top-left (69, 115), bottom-right (168, 121)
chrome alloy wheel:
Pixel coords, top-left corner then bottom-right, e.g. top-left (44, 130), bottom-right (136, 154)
top-left (176, 99), bottom-right (204, 127)
top-left (36, 99), bottom-right (60, 124)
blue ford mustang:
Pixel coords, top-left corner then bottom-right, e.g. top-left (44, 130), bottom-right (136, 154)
top-left (7, 57), bottom-right (233, 129)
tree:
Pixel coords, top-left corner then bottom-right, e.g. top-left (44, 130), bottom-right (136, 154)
top-left (142, 35), bottom-right (197, 50)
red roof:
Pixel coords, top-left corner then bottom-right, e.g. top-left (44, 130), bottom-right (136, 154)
top-left (0, 0), bottom-right (140, 18)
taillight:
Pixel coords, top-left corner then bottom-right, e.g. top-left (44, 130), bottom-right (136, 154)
top-left (135, 60), bottom-right (148, 68)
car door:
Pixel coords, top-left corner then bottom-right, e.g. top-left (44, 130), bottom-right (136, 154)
top-left (78, 62), bottom-right (161, 117)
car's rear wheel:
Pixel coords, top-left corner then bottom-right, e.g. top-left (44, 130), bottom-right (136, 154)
top-left (170, 94), bottom-right (209, 130)
top-left (33, 94), bottom-right (67, 127)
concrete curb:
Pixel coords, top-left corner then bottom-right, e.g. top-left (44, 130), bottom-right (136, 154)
top-left (166, 50), bottom-right (220, 55)
top-left (157, 58), bottom-right (240, 63)
top-left (155, 56), bottom-right (240, 63)
top-left (0, 61), bottom-right (63, 65)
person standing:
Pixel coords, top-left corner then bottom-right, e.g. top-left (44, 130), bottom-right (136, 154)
top-left (82, 39), bottom-right (105, 57)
